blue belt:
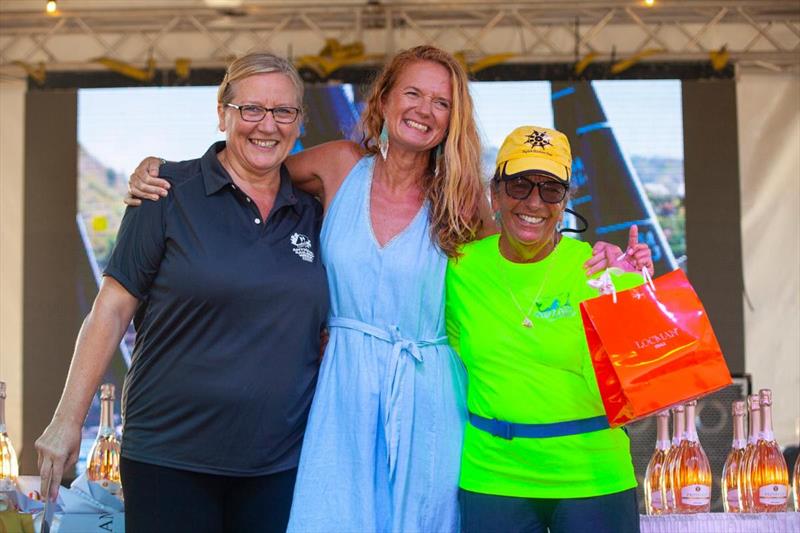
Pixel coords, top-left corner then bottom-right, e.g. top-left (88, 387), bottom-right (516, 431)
top-left (468, 412), bottom-right (609, 439)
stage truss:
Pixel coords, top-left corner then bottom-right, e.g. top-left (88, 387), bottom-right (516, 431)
top-left (1, 1), bottom-right (798, 81)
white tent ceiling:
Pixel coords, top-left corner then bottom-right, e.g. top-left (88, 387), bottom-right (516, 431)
top-left (1, 1), bottom-right (798, 78)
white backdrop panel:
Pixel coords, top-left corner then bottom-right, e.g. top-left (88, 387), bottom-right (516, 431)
top-left (738, 70), bottom-right (800, 447)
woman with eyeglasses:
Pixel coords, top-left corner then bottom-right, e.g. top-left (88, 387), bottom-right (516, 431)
top-left (446, 126), bottom-right (652, 533)
top-left (34, 53), bottom-right (329, 532)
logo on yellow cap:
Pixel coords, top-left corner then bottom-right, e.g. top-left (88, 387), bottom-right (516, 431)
top-left (524, 130), bottom-right (552, 151)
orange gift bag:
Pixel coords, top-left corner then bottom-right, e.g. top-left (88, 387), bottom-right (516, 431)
top-left (580, 268), bottom-right (732, 427)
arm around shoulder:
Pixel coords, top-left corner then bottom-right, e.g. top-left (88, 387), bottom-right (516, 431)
top-left (285, 140), bottom-right (363, 205)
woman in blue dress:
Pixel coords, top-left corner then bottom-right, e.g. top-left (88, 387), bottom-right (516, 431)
top-left (284, 46), bottom-right (484, 532)
top-left (128, 46), bottom-right (633, 532)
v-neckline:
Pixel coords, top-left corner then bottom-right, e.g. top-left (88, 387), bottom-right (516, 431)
top-left (365, 158), bottom-right (426, 251)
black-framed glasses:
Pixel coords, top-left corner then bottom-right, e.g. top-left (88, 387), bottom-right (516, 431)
top-left (500, 175), bottom-right (568, 203)
top-left (225, 103), bottom-right (301, 124)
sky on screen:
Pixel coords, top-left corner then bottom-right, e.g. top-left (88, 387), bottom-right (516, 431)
top-left (78, 80), bottom-right (683, 176)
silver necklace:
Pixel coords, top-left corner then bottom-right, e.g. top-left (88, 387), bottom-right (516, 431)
top-left (497, 240), bottom-right (557, 328)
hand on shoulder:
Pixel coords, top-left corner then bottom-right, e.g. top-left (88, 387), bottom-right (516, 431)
top-left (125, 156), bottom-right (170, 206)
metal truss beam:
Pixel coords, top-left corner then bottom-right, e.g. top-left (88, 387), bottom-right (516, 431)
top-left (1, 1), bottom-right (798, 80)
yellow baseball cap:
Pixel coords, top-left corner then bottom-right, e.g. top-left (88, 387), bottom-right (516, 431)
top-left (495, 126), bottom-right (572, 182)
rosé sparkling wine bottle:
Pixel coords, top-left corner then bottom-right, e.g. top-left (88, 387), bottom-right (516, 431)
top-left (793, 453), bottom-right (799, 511)
top-left (739, 393), bottom-right (761, 512)
top-left (86, 383), bottom-right (122, 495)
top-left (0, 382), bottom-right (19, 491)
top-left (659, 404), bottom-right (685, 514)
top-left (644, 410), bottom-right (671, 515)
top-left (673, 400), bottom-right (712, 513)
top-left (721, 400), bottom-right (747, 512)
top-left (750, 389), bottom-right (789, 512)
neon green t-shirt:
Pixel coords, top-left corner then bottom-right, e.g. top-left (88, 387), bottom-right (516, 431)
top-left (446, 234), bottom-right (643, 498)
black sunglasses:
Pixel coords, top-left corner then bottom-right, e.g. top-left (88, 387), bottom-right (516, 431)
top-left (499, 175), bottom-right (569, 204)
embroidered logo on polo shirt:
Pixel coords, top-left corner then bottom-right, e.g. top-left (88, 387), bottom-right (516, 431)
top-left (290, 233), bottom-right (314, 263)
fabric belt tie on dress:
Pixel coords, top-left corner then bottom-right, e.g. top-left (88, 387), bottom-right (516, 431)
top-left (468, 412), bottom-right (610, 439)
top-left (328, 317), bottom-right (448, 480)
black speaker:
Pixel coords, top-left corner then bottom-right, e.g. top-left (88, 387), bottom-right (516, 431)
top-left (627, 376), bottom-right (750, 513)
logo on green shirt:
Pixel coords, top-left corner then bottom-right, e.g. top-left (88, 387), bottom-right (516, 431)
top-left (534, 292), bottom-right (577, 321)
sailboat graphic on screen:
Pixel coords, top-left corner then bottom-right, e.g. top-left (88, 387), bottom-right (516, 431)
top-left (551, 81), bottom-right (677, 275)
top-left (301, 85), bottom-right (363, 148)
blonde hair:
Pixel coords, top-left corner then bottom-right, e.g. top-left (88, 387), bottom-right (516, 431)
top-left (217, 52), bottom-right (304, 107)
top-left (360, 46), bottom-right (484, 257)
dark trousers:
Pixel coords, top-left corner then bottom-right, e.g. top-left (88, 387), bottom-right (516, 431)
top-left (120, 457), bottom-right (297, 533)
top-left (459, 487), bottom-right (640, 533)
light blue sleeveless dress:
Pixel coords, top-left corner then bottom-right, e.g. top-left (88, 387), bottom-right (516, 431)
top-left (287, 156), bottom-right (467, 533)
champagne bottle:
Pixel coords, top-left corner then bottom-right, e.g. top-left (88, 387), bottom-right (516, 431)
top-left (673, 400), bottom-right (712, 513)
top-left (660, 404), bottom-right (685, 514)
top-left (721, 400), bottom-right (747, 512)
top-left (792, 452), bottom-right (799, 511)
top-left (0, 382), bottom-right (19, 491)
top-left (86, 383), bottom-right (121, 494)
top-left (739, 394), bottom-right (761, 512)
top-left (750, 389), bottom-right (789, 512)
top-left (644, 410), bottom-right (671, 515)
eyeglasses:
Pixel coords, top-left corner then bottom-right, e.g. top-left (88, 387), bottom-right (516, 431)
top-left (225, 103), bottom-right (301, 124)
top-left (500, 175), bottom-right (568, 203)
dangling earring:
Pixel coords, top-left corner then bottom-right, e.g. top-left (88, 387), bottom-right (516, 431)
top-left (433, 144), bottom-right (443, 178)
top-left (379, 122), bottom-right (389, 160)
top-left (555, 214), bottom-right (564, 245)
top-left (493, 210), bottom-right (502, 225)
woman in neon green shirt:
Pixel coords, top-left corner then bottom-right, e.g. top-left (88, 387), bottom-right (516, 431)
top-left (446, 126), bottom-right (653, 533)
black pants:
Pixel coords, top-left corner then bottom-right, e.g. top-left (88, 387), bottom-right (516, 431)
top-left (120, 457), bottom-right (297, 533)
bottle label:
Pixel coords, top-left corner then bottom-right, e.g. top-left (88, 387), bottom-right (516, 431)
top-left (680, 484), bottom-right (711, 506)
top-left (665, 490), bottom-right (674, 507)
top-left (96, 479), bottom-right (122, 497)
top-left (726, 489), bottom-right (739, 508)
top-left (758, 484), bottom-right (787, 505)
top-left (650, 490), bottom-right (662, 510)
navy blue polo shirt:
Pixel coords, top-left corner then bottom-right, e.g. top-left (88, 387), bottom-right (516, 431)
top-left (105, 141), bottom-right (329, 476)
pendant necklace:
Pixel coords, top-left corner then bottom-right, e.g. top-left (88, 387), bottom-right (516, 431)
top-left (497, 240), bottom-right (557, 328)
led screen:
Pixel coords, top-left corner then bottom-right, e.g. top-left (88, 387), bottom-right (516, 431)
top-left (75, 79), bottom-right (685, 470)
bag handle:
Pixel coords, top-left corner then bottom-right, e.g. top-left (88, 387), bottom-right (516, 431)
top-left (641, 266), bottom-right (656, 291)
top-left (588, 268), bottom-right (620, 303)
top-left (588, 266), bottom-right (654, 304)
